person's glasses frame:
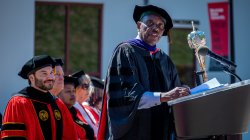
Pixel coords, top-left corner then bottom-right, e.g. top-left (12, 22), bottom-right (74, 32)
top-left (140, 20), bottom-right (165, 31)
top-left (81, 83), bottom-right (90, 89)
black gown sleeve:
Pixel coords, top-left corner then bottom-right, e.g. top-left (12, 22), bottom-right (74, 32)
top-left (106, 43), bottom-right (146, 138)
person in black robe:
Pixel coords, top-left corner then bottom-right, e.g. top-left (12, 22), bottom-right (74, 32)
top-left (0, 112), bottom-right (2, 130)
top-left (98, 5), bottom-right (190, 140)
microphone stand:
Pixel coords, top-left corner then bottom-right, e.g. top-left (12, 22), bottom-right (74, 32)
top-left (195, 71), bottom-right (204, 86)
top-left (195, 64), bottom-right (242, 86)
top-left (222, 65), bottom-right (242, 83)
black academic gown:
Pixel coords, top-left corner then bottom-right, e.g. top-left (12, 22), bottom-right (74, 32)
top-left (104, 42), bottom-right (181, 140)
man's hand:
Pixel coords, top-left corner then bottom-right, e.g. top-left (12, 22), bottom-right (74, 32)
top-left (160, 87), bottom-right (190, 102)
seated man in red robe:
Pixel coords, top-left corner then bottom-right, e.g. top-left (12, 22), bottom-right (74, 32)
top-left (50, 58), bottom-right (64, 96)
top-left (58, 75), bottom-right (95, 140)
top-left (1, 55), bottom-right (78, 140)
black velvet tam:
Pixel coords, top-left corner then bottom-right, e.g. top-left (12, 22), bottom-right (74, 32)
top-left (90, 76), bottom-right (104, 89)
top-left (133, 5), bottom-right (173, 36)
top-left (54, 58), bottom-right (64, 66)
top-left (64, 75), bottom-right (78, 87)
top-left (18, 55), bottom-right (56, 79)
top-left (71, 70), bottom-right (85, 79)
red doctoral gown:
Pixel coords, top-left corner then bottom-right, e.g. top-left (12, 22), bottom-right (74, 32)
top-left (1, 87), bottom-right (78, 140)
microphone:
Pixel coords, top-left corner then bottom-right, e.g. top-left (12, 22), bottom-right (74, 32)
top-left (197, 46), bottom-right (237, 70)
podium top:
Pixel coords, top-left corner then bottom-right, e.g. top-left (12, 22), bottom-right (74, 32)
top-left (168, 79), bottom-right (250, 106)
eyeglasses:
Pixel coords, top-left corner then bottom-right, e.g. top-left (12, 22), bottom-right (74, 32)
top-left (81, 83), bottom-right (90, 89)
top-left (141, 21), bottom-right (165, 30)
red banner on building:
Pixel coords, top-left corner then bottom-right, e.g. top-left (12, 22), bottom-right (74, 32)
top-left (208, 2), bottom-right (228, 56)
top-left (208, 2), bottom-right (229, 70)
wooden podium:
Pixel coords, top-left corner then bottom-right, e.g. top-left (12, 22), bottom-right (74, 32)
top-left (168, 80), bottom-right (250, 139)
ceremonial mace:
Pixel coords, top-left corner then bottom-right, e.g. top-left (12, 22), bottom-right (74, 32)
top-left (187, 21), bottom-right (208, 85)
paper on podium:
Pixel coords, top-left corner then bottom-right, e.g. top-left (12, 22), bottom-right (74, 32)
top-left (191, 78), bottom-right (224, 94)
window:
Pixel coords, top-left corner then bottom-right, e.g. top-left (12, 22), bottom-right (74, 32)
top-left (169, 28), bottom-right (196, 88)
top-left (35, 2), bottom-right (102, 76)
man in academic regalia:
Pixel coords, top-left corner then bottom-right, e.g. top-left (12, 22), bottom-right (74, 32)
top-left (72, 71), bottom-right (100, 138)
top-left (0, 112), bottom-right (1, 140)
top-left (58, 75), bottom-right (95, 140)
top-left (1, 55), bottom-right (78, 140)
top-left (98, 5), bottom-right (190, 140)
top-left (50, 58), bottom-right (64, 96)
